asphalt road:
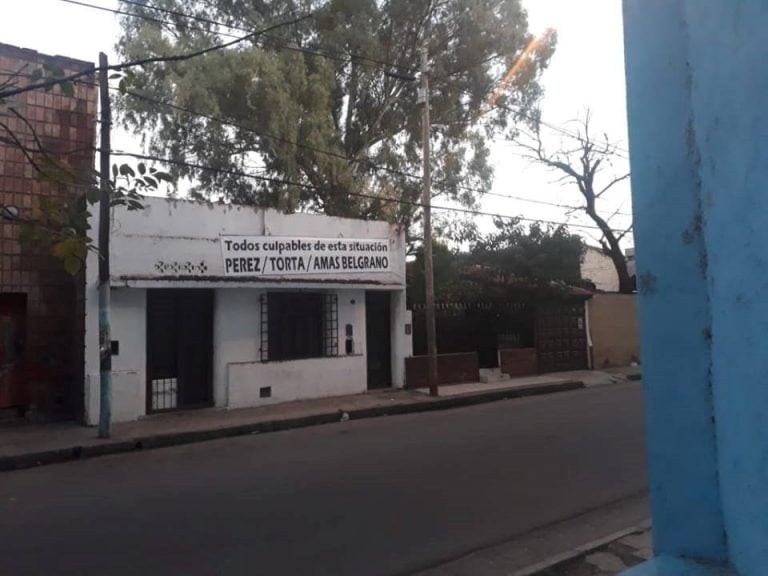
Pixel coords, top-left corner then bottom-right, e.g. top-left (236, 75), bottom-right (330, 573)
top-left (0, 383), bottom-right (647, 576)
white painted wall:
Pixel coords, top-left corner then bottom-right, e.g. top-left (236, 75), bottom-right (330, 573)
top-left (83, 197), bottom-right (410, 424)
top-left (85, 286), bottom-right (381, 423)
top-left (390, 290), bottom-right (412, 387)
top-left (337, 289), bottom-right (366, 357)
top-left (84, 289), bottom-right (146, 425)
top-left (227, 355), bottom-right (367, 408)
top-left (581, 246), bottom-right (620, 292)
top-left (214, 288), bottom-right (369, 410)
top-left (106, 197), bottom-right (407, 289)
top-left (213, 288), bottom-right (261, 408)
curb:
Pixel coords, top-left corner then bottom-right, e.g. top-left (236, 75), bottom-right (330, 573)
top-left (511, 519), bottom-right (652, 576)
top-left (0, 380), bottom-right (584, 473)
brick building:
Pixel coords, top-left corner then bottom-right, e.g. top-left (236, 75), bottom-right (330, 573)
top-left (0, 43), bottom-right (97, 421)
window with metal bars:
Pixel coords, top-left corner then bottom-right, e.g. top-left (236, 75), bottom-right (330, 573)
top-left (260, 292), bottom-right (338, 362)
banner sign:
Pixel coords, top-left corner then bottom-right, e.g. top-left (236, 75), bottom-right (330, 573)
top-left (220, 236), bottom-right (391, 277)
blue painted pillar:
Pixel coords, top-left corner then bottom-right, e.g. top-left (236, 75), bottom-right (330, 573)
top-left (623, 1), bottom-right (768, 574)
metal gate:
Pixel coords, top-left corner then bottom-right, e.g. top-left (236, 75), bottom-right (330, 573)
top-left (146, 289), bottom-right (213, 413)
top-left (535, 300), bottom-right (588, 373)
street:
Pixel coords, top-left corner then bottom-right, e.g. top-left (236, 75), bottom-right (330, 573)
top-left (0, 383), bottom-right (647, 576)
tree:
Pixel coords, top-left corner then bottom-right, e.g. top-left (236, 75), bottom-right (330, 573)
top-left (408, 218), bottom-right (585, 303)
top-left (407, 241), bottom-right (468, 304)
top-left (471, 217), bottom-right (585, 289)
top-left (116, 0), bottom-right (556, 226)
top-left (513, 111), bottom-right (634, 293)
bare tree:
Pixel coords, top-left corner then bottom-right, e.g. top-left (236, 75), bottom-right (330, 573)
top-left (514, 111), bottom-right (634, 293)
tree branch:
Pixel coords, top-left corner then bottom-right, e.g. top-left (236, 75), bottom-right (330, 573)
top-left (597, 172), bottom-right (631, 197)
top-left (616, 224), bottom-right (634, 243)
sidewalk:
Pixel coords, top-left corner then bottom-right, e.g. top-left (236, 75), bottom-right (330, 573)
top-left (0, 367), bottom-right (639, 472)
top-left (412, 493), bottom-right (650, 576)
top-left (530, 526), bottom-right (652, 575)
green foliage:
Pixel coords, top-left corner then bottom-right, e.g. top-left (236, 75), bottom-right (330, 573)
top-left (408, 241), bottom-right (471, 304)
top-left (116, 0), bottom-right (555, 227)
top-left (408, 218), bottom-right (585, 304)
top-left (0, 65), bottom-right (170, 275)
top-left (17, 160), bottom-right (166, 274)
top-left (471, 217), bottom-right (585, 288)
top-left (28, 62), bottom-right (75, 97)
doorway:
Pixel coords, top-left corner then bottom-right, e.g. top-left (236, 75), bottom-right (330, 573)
top-left (0, 293), bottom-right (27, 411)
top-left (146, 289), bottom-right (213, 413)
top-left (365, 291), bottom-right (392, 390)
top-left (535, 300), bottom-right (589, 373)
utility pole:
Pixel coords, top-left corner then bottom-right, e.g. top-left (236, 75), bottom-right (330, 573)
top-left (97, 52), bottom-right (112, 438)
top-left (420, 45), bottom-right (438, 397)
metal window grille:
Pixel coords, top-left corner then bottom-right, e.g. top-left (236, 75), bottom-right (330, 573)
top-left (151, 378), bottom-right (178, 411)
top-left (261, 292), bottom-right (338, 362)
top-left (260, 293), bottom-right (269, 362)
top-left (323, 293), bottom-right (339, 357)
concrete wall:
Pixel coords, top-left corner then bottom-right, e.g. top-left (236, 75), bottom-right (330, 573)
top-left (624, 1), bottom-right (726, 564)
top-left (228, 355), bottom-right (367, 408)
top-left (587, 294), bottom-right (640, 368)
top-left (105, 197), bottom-right (406, 290)
top-left (390, 291), bottom-right (411, 388)
top-left (84, 289), bottom-right (146, 424)
top-left (499, 348), bottom-right (537, 377)
top-left (214, 288), bottom-right (368, 409)
top-left (84, 197), bottom-right (410, 424)
top-left (624, 1), bottom-right (768, 572)
top-left (84, 286), bottom-right (395, 424)
top-left (405, 353), bottom-right (480, 388)
top-left (581, 246), bottom-right (620, 292)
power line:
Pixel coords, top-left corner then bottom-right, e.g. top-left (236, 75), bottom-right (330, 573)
top-left (118, 0), bottom-right (418, 75)
top-left (444, 83), bottom-right (632, 158)
top-left (0, 12), bottom-right (313, 100)
top-left (117, 86), bottom-right (420, 178)
top-left (119, 0), bottom-right (238, 31)
top-left (60, 0), bottom-right (417, 80)
top-left (61, 0), bottom-right (212, 33)
top-left (107, 148), bottom-right (629, 233)
top-left (502, 105), bottom-right (632, 158)
top-left (118, 87), bottom-right (632, 218)
top-left (479, 189), bottom-right (632, 216)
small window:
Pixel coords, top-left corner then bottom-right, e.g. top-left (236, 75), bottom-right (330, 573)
top-left (262, 292), bottom-right (338, 361)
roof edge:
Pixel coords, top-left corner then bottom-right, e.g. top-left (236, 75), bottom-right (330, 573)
top-left (0, 42), bottom-right (94, 71)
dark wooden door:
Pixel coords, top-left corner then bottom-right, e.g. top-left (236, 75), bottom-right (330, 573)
top-left (366, 291), bottom-right (392, 390)
top-left (146, 289), bottom-right (213, 412)
top-left (0, 294), bottom-right (27, 410)
top-left (535, 300), bottom-right (588, 373)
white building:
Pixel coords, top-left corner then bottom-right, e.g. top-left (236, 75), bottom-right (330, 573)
top-left (580, 245), bottom-right (636, 293)
top-left (84, 197), bottom-right (411, 424)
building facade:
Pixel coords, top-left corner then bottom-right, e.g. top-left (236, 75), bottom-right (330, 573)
top-left (581, 245), bottom-right (636, 293)
top-left (0, 44), bottom-right (96, 421)
top-left (84, 197), bottom-right (411, 424)
top-left (581, 245), bottom-right (621, 292)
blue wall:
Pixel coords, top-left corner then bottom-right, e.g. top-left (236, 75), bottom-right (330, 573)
top-left (686, 3), bottom-right (768, 573)
top-left (623, 0), bottom-right (725, 562)
top-left (624, 1), bottom-right (768, 574)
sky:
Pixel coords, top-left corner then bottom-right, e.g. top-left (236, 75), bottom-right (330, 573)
top-left (0, 0), bottom-right (632, 248)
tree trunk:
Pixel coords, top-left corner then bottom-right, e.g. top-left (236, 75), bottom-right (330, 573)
top-left (587, 206), bottom-right (634, 294)
top-left (610, 249), bottom-right (634, 294)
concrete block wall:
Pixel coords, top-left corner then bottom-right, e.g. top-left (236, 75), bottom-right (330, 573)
top-left (587, 294), bottom-right (640, 368)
